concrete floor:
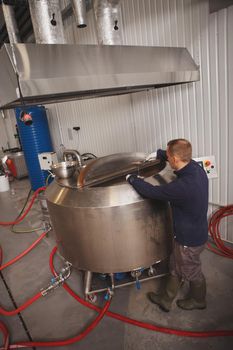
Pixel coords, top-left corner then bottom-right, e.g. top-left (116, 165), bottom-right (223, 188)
top-left (0, 178), bottom-right (233, 349)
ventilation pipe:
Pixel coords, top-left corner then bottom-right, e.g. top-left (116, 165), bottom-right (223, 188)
top-left (2, 3), bottom-right (20, 44)
top-left (93, 0), bottom-right (122, 45)
top-left (71, 0), bottom-right (87, 28)
top-left (28, 0), bottom-right (66, 44)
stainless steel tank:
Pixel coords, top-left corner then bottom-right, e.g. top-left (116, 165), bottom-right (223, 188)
top-left (46, 153), bottom-right (174, 273)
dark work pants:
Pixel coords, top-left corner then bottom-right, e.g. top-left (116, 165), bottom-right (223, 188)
top-left (169, 240), bottom-right (206, 282)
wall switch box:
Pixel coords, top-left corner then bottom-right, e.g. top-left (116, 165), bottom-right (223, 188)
top-left (38, 152), bottom-right (58, 170)
top-left (193, 155), bottom-right (217, 179)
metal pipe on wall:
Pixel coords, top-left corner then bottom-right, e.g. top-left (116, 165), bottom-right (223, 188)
top-left (2, 3), bottom-right (20, 44)
top-left (28, 0), bottom-right (66, 44)
top-left (93, 0), bottom-right (122, 45)
top-left (71, 0), bottom-right (87, 28)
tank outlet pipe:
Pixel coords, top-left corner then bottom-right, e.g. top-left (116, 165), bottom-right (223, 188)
top-left (93, 0), bottom-right (122, 45)
top-left (2, 3), bottom-right (21, 44)
top-left (29, 0), bottom-right (66, 44)
top-left (110, 273), bottom-right (115, 291)
top-left (63, 149), bottom-right (83, 167)
top-left (71, 0), bottom-right (87, 28)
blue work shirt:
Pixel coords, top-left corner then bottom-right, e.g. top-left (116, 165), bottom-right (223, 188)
top-left (129, 158), bottom-right (209, 247)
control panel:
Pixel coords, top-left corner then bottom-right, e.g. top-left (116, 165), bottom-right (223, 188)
top-left (193, 155), bottom-right (217, 179)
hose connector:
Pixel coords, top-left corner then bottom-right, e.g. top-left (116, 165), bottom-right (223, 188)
top-left (104, 287), bottom-right (114, 300)
top-left (41, 261), bottom-right (72, 296)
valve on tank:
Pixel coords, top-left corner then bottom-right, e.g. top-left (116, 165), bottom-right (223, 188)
top-left (131, 269), bottom-right (144, 290)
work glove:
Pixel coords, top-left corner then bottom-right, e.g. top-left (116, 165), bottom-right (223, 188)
top-left (126, 174), bottom-right (143, 184)
top-left (126, 174), bottom-right (136, 184)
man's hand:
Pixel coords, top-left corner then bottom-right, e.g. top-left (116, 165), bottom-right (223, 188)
top-left (126, 174), bottom-right (136, 184)
top-left (126, 174), bottom-right (133, 181)
top-left (126, 174), bottom-right (144, 184)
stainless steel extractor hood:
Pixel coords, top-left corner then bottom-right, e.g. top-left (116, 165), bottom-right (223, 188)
top-left (0, 43), bottom-right (199, 110)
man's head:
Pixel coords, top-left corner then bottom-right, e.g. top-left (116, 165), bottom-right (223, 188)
top-left (166, 139), bottom-right (192, 170)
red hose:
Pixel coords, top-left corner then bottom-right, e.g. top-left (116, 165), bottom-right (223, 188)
top-left (0, 250), bottom-right (10, 348)
top-left (50, 247), bottom-right (233, 338)
top-left (0, 232), bottom-right (47, 317)
top-left (0, 232), bottom-right (47, 271)
top-left (12, 299), bottom-right (111, 348)
top-left (208, 205), bottom-right (233, 259)
top-left (0, 292), bottom-right (42, 317)
top-left (0, 187), bottom-right (46, 226)
top-left (1, 205), bottom-right (233, 348)
top-left (0, 231), bottom-right (111, 349)
top-left (0, 245), bottom-right (3, 265)
top-left (0, 321), bottom-right (9, 350)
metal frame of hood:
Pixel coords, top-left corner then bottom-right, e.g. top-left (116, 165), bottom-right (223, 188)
top-left (0, 43), bottom-right (199, 110)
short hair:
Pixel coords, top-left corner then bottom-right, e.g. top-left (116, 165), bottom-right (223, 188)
top-left (167, 139), bottom-right (192, 162)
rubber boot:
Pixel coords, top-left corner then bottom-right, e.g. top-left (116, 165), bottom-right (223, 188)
top-left (147, 275), bottom-right (182, 312)
top-left (176, 278), bottom-right (206, 310)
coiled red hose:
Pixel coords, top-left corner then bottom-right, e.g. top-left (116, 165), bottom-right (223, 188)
top-left (208, 205), bottom-right (233, 259)
top-left (0, 187), bottom-right (46, 226)
top-left (49, 247), bottom-right (233, 338)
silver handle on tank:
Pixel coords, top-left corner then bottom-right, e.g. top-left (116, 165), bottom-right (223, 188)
top-left (63, 149), bottom-right (83, 167)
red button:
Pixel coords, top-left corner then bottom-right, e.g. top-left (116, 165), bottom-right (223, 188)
top-left (204, 160), bottom-right (211, 167)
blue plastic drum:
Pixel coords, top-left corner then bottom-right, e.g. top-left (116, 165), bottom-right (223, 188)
top-left (15, 106), bottom-right (53, 191)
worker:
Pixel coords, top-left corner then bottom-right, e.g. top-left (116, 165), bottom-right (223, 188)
top-left (126, 139), bottom-right (208, 312)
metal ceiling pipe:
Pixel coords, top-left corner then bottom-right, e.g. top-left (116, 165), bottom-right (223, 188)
top-left (93, 0), bottom-right (122, 45)
top-left (28, 0), bottom-right (66, 44)
top-left (71, 0), bottom-right (87, 28)
top-left (2, 3), bottom-right (20, 43)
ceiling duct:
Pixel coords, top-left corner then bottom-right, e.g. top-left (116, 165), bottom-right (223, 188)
top-left (28, 0), bottom-right (66, 44)
top-left (0, 43), bottom-right (200, 110)
top-left (93, 0), bottom-right (122, 45)
top-left (2, 2), bottom-right (20, 43)
top-left (71, 0), bottom-right (87, 28)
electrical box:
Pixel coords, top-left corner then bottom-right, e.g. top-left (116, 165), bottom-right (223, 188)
top-left (193, 155), bottom-right (217, 179)
top-left (38, 152), bottom-right (58, 170)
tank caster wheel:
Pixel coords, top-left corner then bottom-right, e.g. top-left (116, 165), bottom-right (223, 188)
top-left (86, 293), bottom-right (97, 303)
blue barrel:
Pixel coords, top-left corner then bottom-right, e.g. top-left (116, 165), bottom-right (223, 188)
top-left (15, 106), bottom-right (53, 191)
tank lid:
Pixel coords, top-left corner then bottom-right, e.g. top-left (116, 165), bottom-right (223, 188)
top-left (77, 152), bottom-right (165, 188)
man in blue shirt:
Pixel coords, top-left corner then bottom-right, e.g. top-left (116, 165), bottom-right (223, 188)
top-left (127, 139), bottom-right (208, 312)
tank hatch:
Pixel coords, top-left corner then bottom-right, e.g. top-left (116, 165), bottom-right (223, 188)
top-left (54, 153), bottom-right (165, 189)
top-left (77, 152), bottom-right (165, 188)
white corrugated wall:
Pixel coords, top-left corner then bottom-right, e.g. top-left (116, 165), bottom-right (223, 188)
top-left (0, 0), bottom-right (232, 240)
top-left (48, 0), bottom-right (233, 241)
top-left (0, 109), bottom-right (18, 151)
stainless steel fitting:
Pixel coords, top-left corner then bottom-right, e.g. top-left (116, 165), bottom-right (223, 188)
top-left (41, 261), bottom-right (72, 296)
